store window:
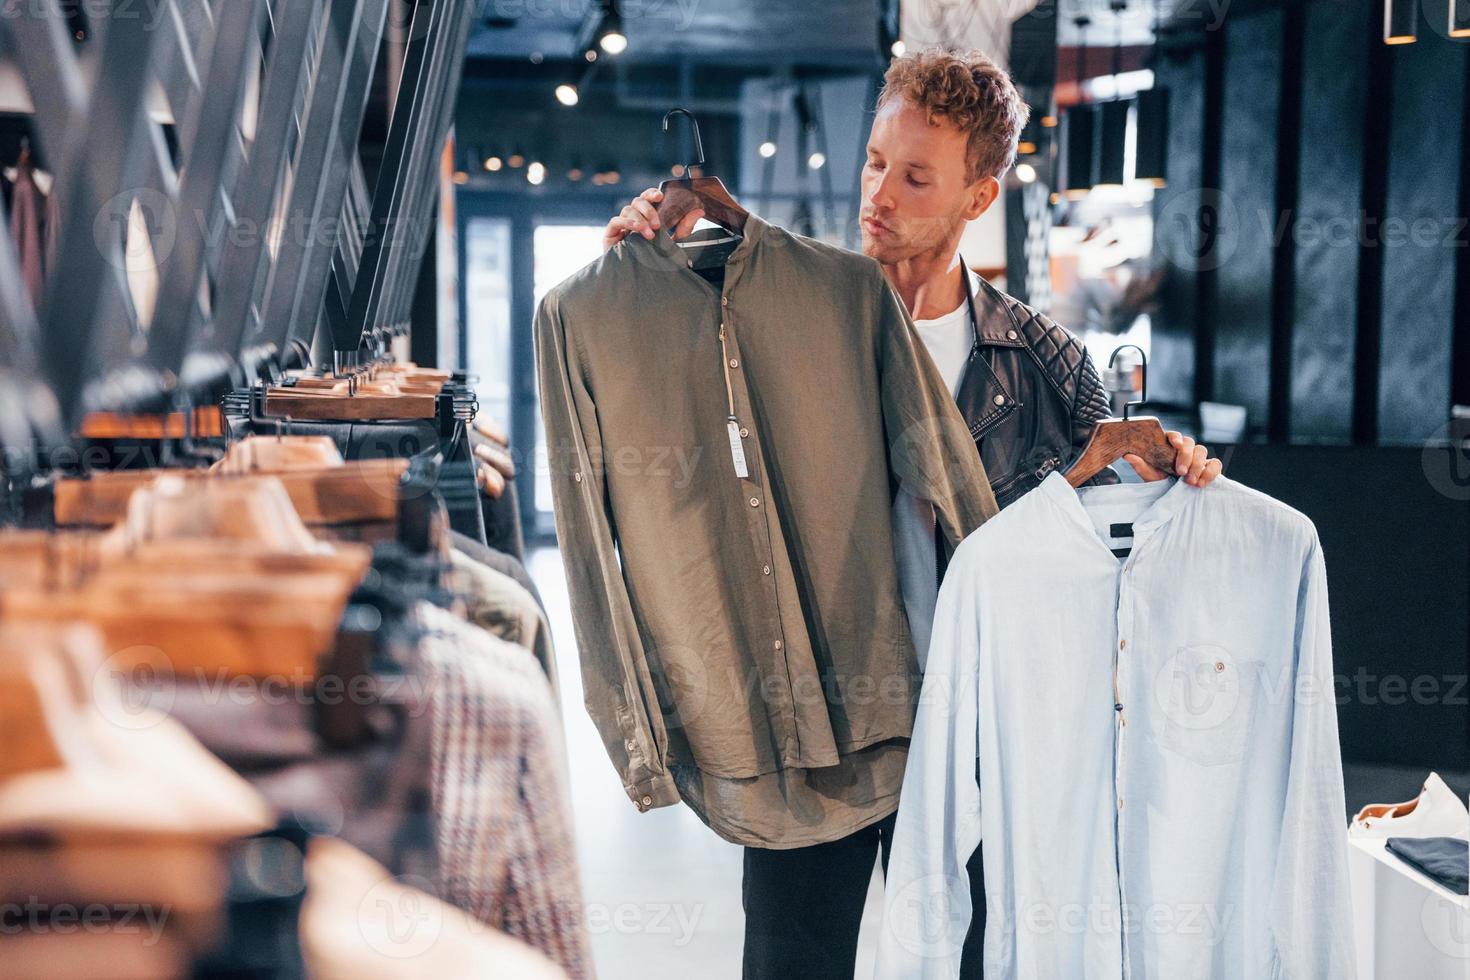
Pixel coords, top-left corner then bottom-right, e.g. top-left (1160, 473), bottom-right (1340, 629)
top-left (464, 216), bottom-right (513, 432)
top-left (531, 224), bottom-right (608, 519)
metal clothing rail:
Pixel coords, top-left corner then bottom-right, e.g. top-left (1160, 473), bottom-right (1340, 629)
top-left (0, 0), bottom-right (474, 439)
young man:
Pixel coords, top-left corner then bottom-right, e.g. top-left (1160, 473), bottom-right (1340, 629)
top-left (602, 48), bottom-right (1221, 979)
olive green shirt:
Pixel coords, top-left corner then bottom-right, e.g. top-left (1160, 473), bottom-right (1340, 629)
top-left (535, 212), bottom-right (999, 848)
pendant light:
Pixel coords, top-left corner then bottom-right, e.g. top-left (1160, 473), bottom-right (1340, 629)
top-left (1384, 0), bottom-right (1417, 43)
top-left (1451, 0), bottom-right (1470, 36)
top-left (1132, 5), bottom-right (1167, 188)
top-left (1095, 1), bottom-right (1128, 188)
top-left (1060, 16), bottom-right (1095, 199)
top-left (1132, 87), bottom-right (1169, 187)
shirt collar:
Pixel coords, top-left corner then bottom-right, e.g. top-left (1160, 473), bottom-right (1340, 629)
top-left (1038, 470), bottom-right (1196, 540)
top-left (646, 206), bottom-right (766, 271)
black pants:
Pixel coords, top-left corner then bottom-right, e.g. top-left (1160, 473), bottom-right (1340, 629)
top-left (741, 813), bottom-right (985, 979)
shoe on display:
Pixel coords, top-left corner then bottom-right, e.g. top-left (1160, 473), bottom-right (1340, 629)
top-left (1349, 772), bottom-right (1469, 840)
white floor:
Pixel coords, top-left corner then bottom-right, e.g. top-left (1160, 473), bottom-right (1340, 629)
top-left (527, 547), bottom-right (888, 980)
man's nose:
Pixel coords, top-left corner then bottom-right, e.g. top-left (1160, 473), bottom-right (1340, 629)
top-left (865, 170), bottom-right (897, 211)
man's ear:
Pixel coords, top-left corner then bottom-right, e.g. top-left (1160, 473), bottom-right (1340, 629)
top-left (964, 175), bottom-right (1001, 221)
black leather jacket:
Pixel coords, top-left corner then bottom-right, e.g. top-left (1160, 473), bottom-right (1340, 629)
top-left (954, 272), bottom-right (1120, 510)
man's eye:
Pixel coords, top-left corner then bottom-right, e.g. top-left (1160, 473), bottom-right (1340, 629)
top-left (907, 176), bottom-right (928, 187)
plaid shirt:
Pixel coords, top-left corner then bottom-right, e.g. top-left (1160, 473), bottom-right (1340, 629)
top-left (416, 602), bottom-right (591, 979)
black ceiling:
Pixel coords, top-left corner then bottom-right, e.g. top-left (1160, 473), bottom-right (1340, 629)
top-left (468, 0), bottom-right (889, 70)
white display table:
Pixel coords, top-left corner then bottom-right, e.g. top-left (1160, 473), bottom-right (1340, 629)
top-left (1348, 834), bottom-right (1470, 979)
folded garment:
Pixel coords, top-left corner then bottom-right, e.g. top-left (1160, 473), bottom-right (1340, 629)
top-left (1386, 836), bottom-right (1469, 895)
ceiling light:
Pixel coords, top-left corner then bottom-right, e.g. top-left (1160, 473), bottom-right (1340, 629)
top-left (600, 29), bottom-right (627, 54)
top-left (584, 48), bottom-right (598, 62)
top-left (484, 156), bottom-right (503, 172)
top-left (891, 40), bottom-right (906, 57)
top-left (555, 84), bottom-right (579, 107)
top-left (1015, 162), bottom-right (1037, 183)
top-left (527, 162), bottom-right (546, 185)
top-left (568, 167), bottom-right (584, 181)
top-left (808, 152), bottom-right (826, 170)
top-left (759, 141), bottom-right (777, 158)
top-left (508, 153), bottom-right (525, 168)
top-left (451, 171), bottom-right (468, 185)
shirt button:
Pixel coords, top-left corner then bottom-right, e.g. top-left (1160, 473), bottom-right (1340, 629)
top-left (762, 564), bottom-right (771, 575)
top-left (721, 296), bottom-right (729, 306)
top-left (572, 472), bottom-right (582, 483)
top-left (993, 394), bottom-right (1005, 406)
top-left (729, 357), bottom-right (739, 368)
top-left (749, 497), bottom-right (760, 507)
top-left (641, 795), bottom-right (653, 807)
top-left (1214, 661), bottom-right (1226, 673)
top-left (625, 738), bottom-right (636, 751)
top-left (739, 426), bottom-right (749, 437)
top-left (1119, 639), bottom-right (1126, 650)
top-left (773, 640), bottom-right (783, 650)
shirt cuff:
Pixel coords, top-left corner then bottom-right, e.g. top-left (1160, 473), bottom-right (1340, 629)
top-left (626, 773), bottom-right (681, 812)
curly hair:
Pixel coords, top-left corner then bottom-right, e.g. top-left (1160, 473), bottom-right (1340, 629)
top-left (877, 47), bottom-right (1030, 184)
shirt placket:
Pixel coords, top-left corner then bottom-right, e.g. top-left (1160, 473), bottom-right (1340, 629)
top-left (1112, 539), bottom-right (1142, 980)
top-left (714, 280), bottom-right (806, 765)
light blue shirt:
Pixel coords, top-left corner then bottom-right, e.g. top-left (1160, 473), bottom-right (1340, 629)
top-left (876, 472), bottom-right (1356, 979)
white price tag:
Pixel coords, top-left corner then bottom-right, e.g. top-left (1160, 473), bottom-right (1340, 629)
top-left (727, 418), bottom-right (749, 478)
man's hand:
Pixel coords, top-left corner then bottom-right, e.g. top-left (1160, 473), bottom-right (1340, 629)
top-left (1124, 431), bottom-right (1222, 487)
top-left (472, 416), bottom-right (516, 500)
top-left (602, 188), bottom-right (705, 251)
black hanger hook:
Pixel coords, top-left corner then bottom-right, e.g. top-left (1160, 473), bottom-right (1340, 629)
top-left (662, 108), bottom-right (705, 174)
top-left (1107, 343), bottom-right (1148, 421)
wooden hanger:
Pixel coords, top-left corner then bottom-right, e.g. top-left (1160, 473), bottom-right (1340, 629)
top-left (213, 435), bottom-right (343, 474)
top-left (1065, 344), bottom-right (1178, 487)
top-left (655, 108), bottom-right (749, 237)
top-left (55, 460), bottom-right (407, 529)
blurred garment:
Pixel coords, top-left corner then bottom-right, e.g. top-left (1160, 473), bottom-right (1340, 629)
top-left (416, 602), bottom-right (591, 979)
top-left (449, 544), bottom-right (557, 689)
top-left (9, 155), bottom-right (46, 301)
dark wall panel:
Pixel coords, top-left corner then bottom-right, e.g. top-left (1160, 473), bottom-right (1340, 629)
top-left (1223, 445), bottom-right (1470, 770)
top-left (1377, 36), bottom-right (1467, 444)
top-left (1288, 0), bottom-right (1369, 443)
top-left (1213, 9), bottom-right (1282, 432)
top-left (1149, 42), bottom-right (1205, 407)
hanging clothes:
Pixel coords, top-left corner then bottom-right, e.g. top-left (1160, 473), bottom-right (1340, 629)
top-left (877, 473), bottom-right (1357, 978)
top-left (536, 211), bottom-right (999, 849)
top-left (10, 150), bottom-right (46, 302)
top-left (416, 601), bottom-right (592, 979)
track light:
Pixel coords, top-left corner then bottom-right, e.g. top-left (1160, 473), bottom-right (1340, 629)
top-left (555, 83), bottom-right (579, 107)
top-left (527, 162), bottom-right (546, 185)
top-left (484, 155), bottom-right (503, 172)
top-left (1015, 162), bottom-right (1037, 183)
top-left (759, 141), bottom-right (777, 158)
top-left (808, 152), bottom-right (826, 170)
top-left (891, 40), bottom-right (906, 57)
top-left (598, 1), bottom-right (627, 54)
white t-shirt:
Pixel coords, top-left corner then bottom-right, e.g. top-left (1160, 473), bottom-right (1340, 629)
top-left (893, 272), bottom-right (982, 671)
